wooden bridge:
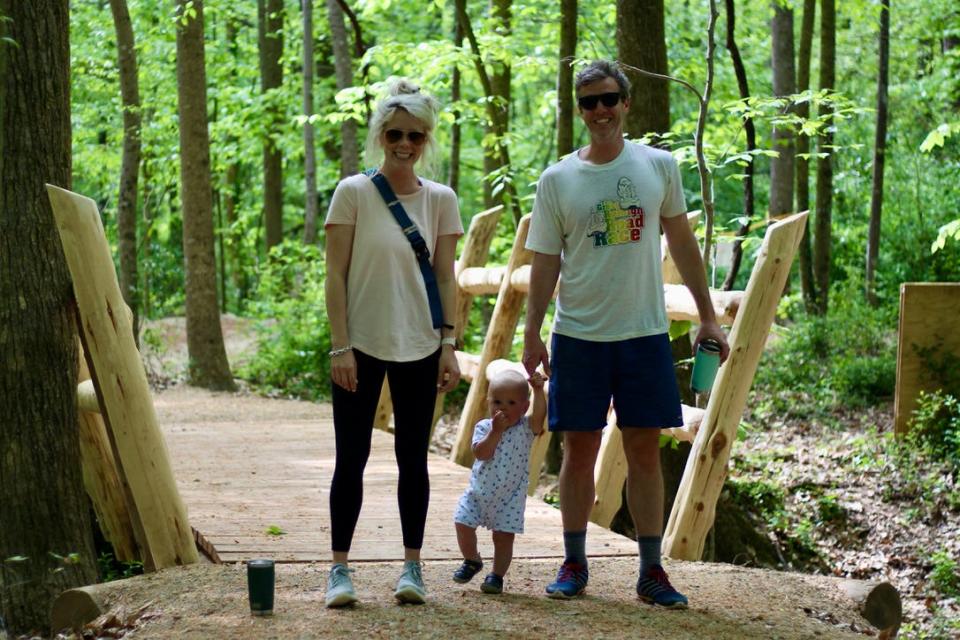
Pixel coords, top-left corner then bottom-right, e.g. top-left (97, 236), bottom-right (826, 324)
top-left (154, 385), bottom-right (636, 563)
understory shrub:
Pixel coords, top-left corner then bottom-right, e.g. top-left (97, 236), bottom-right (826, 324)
top-left (238, 241), bottom-right (332, 401)
top-left (753, 285), bottom-right (897, 418)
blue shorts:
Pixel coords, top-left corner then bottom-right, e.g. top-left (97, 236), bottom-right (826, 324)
top-left (548, 333), bottom-right (683, 432)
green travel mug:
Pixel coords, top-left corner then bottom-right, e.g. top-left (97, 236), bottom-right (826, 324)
top-left (691, 338), bottom-right (722, 394)
top-left (247, 559), bottom-right (275, 616)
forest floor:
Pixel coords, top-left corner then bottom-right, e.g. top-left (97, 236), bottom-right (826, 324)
top-left (73, 316), bottom-right (957, 639)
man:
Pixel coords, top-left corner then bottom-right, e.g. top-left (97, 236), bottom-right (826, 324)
top-left (522, 60), bottom-right (729, 608)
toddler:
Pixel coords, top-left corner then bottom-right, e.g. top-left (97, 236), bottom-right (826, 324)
top-left (452, 369), bottom-right (546, 594)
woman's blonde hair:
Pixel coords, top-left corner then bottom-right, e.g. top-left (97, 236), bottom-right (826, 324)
top-left (364, 78), bottom-right (441, 177)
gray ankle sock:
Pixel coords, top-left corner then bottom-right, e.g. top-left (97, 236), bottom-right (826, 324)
top-left (563, 529), bottom-right (588, 565)
top-left (638, 536), bottom-right (661, 575)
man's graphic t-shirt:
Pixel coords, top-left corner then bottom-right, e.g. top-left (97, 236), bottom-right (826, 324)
top-left (526, 142), bottom-right (686, 341)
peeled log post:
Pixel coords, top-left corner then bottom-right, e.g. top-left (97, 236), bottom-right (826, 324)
top-left (508, 264), bottom-right (741, 325)
top-left (662, 211), bottom-right (808, 560)
top-left (663, 284), bottom-right (740, 325)
top-left (662, 211), bottom-right (702, 285)
top-left (451, 215), bottom-right (533, 466)
top-left (590, 409), bottom-right (627, 528)
top-left (47, 185), bottom-right (198, 569)
top-left (454, 206), bottom-right (503, 336)
top-left (77, 342), bottom-right (139, 563)
top-left (458, 265), bottom-right (507, 296)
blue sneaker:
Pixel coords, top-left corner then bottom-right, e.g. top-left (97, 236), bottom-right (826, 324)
top-left (395, 560), bottom-right (427, 604)
top-left (636, 565), bottom-right (688, 609)
top-left (325, 563), bottom-right (358, 608)
top-left (545, 561), bottom-right (588, 599)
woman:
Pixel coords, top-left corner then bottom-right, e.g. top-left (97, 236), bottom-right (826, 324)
top-left (323, 79), bottom-right (462, 607)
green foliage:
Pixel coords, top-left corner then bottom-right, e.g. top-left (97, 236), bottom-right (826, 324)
top-left (237, 241), bottom-right (331, 401)
top-left (97, 553), bottom-right (144, 582)
top-left (754, 287), bottom-right (897, 418)
top-left (907, 390), bottom-right (960, 469)
top-left (265, 525), bottom-right (286, 536)
top-left (929, 549), bottom-right (960, 598)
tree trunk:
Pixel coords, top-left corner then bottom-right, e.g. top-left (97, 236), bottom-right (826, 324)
top-left (455, 1), bottom-right (523, 223)
top-left (327, 0), bottom-right (359, 180)
top-left (302, 0), bottom-right (319, 245)
top-left (865, 0), bottom-right (890, 306)
top-left (223, 16), bottom-right (244, 305)
top-left (109, 0), bottom-right (142, 341)
top-left (556, 0), bottom-right (577, 158)
top-left (796, 0), bottom-right (817, 310)
top-left (449, 0), bottom-right (465, 191)
top-left (0, 2), bottom-right (98, 634)
top-left (769, 2), bottom-right (796, 218)
top-left (812, 0), bottom-right (836, 315)
top-left (175, 0), bottom-right (236, 391)
top-left (259, 0), bottom-right (284, 252)
top-left (617, 0), bottom-right (669, 141)
top-left (483, 0), bottom-right (511, 209)
top-left (721, 0), bottom-right (756, 291)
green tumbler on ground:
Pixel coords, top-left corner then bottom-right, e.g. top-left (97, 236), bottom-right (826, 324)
top-left (691, 338), bottom-right (721, 394)
top-left (247, 559), bottom-right (275, 616)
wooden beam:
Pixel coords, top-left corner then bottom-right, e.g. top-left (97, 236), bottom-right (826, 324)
top-left (77, 341), bottom-right (139, 563)
top-left (662, 210), bottom-right (701, 285)
top-left (591, 410), bottom-right (626, 528)
top-left (894, 283), bottom-right (960, 433)
top-left (47, 184), bottom-right (198, 569)
top-left (662, 211), bottom-right (808, 561)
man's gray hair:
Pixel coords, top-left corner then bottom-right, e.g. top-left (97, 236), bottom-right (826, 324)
top-left (574, 60), bottom-right (632, 98)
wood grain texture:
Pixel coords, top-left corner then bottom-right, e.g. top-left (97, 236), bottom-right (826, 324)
top-left (894, 283), bottom-right (960, 433)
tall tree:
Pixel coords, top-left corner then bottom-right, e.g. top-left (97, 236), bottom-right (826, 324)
top-left (259, 0), bottom-right (284, 252)
top-left (556, 0), bottom-right (577, 158)
top-left (222, 12), bottom-right (246, 304)
top-left (796, 0), bottom-right (817, 309)
top-left (0, 1), bottom-right (98, 633)
top-left (109, 0), bottom-right (142, 339)
top-left (769, 1), bottom-right (796, 218)
top-left (327, 0), bottom-right (359, 178)
top-left (175, 0), bottom-right (236, 390)
top-left (483, 0), bottom-right (512, 208)
top-left (812, 0), bottom-right (836, 315)
top-left (721, 0), bottom-right (757, 290)
top-left (302, 0), bottom-right (319, 244)
top-left (865, 0), bottom-right (891, 306)
top-left (449, 0), bottom-right (465, 192)
top-left (617, 0), bottom-right (670, 140)
top-left (455, 1), bottom-right (522, 222)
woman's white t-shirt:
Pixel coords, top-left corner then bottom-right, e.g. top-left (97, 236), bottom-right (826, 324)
top-left (325, 174), bottom-right (463, 361)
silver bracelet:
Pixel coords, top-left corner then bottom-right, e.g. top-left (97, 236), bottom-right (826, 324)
top-left (440, 337), bottom-right (457, 348)
top-left (329, 346), bottom-right (353, 357)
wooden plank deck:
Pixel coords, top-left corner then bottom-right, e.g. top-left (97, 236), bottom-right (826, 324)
top-left (154, 386), bottom-right (637, 563)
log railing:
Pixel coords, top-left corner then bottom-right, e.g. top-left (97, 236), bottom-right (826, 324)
top-left (446, 207), bottom-right (809, 562)
top-left (47, 185), bottom-right (198, 571)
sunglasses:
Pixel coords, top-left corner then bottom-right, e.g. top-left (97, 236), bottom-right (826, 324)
top-left (577, 92), bottom-right (623, 110)
top-left (384, 129), bottom-right (427, 145)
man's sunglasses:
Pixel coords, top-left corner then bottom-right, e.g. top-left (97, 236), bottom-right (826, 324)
top-left (385, 129), bottom-right (427, 145)
top-left (577, 92), bottom-right (623, 110)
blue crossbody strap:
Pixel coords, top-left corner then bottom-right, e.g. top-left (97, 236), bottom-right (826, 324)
top-left (366, 171), bottom-right (444, 329)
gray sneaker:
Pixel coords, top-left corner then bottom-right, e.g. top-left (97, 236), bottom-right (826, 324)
top-left (394, 560), bottom-right (426, 604)
top-left (325, 563), bottom-right (358, 608)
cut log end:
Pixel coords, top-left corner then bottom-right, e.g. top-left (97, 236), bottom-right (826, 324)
top-left (51, 586), bottom-right (103, 633)
top-left (837, 579), bottom-right (902, 634)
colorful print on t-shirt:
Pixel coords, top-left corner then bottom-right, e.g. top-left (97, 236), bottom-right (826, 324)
top-left (586, 176), bottom-right (645, 248)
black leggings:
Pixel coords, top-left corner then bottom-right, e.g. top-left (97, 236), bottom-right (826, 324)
top-left (329, 348), bottom-right (439, 552)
